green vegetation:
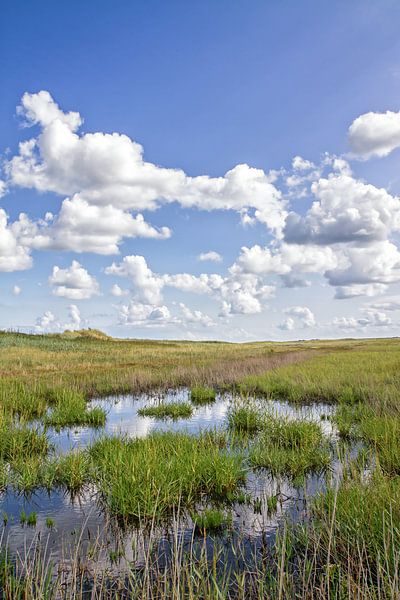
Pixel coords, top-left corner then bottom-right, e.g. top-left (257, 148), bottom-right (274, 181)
top-left (250, 417), bottom-right (331, 478)
top-left (192, 508), bottom-right (232, 533)
top-left (1, 332), bottom-right (400, 597)
top-left (190, 386), bottom-right (216, 405)
top-left (26, 512), bottom-right (37, 527)
top-left (45, 517), bottom-right (55, 529)
top-left (89, 431), bottom-right (245, 521)
top-left (312, 472), bottom-right (400, 582)
top-left (0, 423), bottom-right (49, 462)
top-left (43, 389), bottom-right (106, 428)
top-left (138, 401), bottom-right (193, 419)
top-left (228, 403), bottom-right (265, 433)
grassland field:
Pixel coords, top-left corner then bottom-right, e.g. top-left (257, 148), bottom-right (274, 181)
top-left (1, 329), bottom-right (400, 599)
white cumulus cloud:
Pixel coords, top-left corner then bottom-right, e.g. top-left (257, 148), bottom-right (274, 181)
top-left (49, 260), bottom-right (100, 300)
top-left (349, 109), bottom-right (400, 159)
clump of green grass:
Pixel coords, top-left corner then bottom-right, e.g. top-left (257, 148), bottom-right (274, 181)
top-left (45, 517), bottom-right (55, 529)
top-left (26, 512), bottom-right (37, 527)
top-left (12, 457), bottom-right (46, 493)
top-left (43, 389), bottom-right (106, 429)
top-left (312, 471), bottom-right (400, 579)
top-left (52, 450), bottom-right (92, 493)
top-left (0, 461), bottom-right (8, 490)
top-left (11, 451), bottom-right (91, 494)
top-left (228, 404), bottom-right (264, 433)
top-left (359, 415), bottom-right (400, 475)
top-left (138, 402), bottom-right (193, 419)
top-left (190, 386), bottom-right (216, 405)
top-left (192, 508), bottom-right (232, 533)
top-left (0, 424), bottom-right (49, 462)
top-left (90, 431), bottom-right (245, 521)
top-left (267, 495), bottom-right (278, 514)
top-left (250, 417), bottom-right (331, 478)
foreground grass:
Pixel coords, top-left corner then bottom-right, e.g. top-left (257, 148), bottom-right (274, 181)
top-left (2, 333), bottom-right (400, 597)
top-left (90, 431), bottom-right (245, 521)
top-left (311, 471), bottom-right (400, 587)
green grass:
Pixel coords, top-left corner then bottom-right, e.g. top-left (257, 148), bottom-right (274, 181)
top-left (190, 386), bottom-right (216, 405)
top-left (137, 401), bottom-right (193, 419)
top-left (358, 415), bottom-right (400, 475)
top-left (228, 403), bottom-right (265, 433)
top-left (45, 517), bottom-right (55, 529)
top-left (43, 389), bottom-right (106, 429)
top-left (250, 417), bottom-right (331, 478)
top-left (89, 431), bottom-right (246, 521)
top-left (312, 472), bottom-right (400, 579)
top-left (2, 333), bottom-right (400, 596)
top-left (192, 508), bottom-right (232, 533)
top-left (0, 423), bottom-right (49, 462)
top-left (26, 512), bottom-right (37, 527)
top-left (11, 450), bottom-right (91, 494)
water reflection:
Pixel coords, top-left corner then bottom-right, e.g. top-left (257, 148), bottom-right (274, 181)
top-left (0, 390), bottom-right (337, 567)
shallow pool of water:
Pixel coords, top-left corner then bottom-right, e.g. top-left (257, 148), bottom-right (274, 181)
top-left (0, 390), bottom-right (337, 569)
top-left (45, 389), bottom-right (336, 454)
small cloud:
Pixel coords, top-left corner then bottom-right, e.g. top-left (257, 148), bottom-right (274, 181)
top-left (12, 285), bottom-right (21, 296)
top-left (110, 284), bottom-right (129, 297)
top-left (197, 251), bottom-right (222, 263)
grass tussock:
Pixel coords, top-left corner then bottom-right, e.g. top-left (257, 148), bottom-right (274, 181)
top-left (90, 431), bottom-right (245, 521)
top-left (228, 403), bottom-right (265, 433)
top-left (0, 423), bottom-right (49, 462)
top-left (137, 401), bottom-right (193, 419)
top-left (43, 389), bottom-right (106, 429)
top-left (192, 508), bottom-right (232, 533)
top-left (190, 386), bottom-right (216, 405)
top-left (250, 417), bottom-right (331, 478)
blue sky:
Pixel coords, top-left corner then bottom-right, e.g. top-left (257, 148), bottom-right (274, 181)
top-left (2, 0), bottom-right (400, 340)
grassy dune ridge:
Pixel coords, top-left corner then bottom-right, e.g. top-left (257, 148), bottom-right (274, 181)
top-left (1, 331), bottom-right (400, 598)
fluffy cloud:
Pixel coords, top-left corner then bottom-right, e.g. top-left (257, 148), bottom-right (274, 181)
top-left (5, 91), bottom-right (287, 239)
top-left (366, 297), bottom-right (400, 311)
top-left (0, 209), bottom-right (33, 272)
top-left (106, 255), bottom-right (274, 316)
top-left (197, 251), bottom-right (222, 263)
top-left (30, 196), bottom-right (171, 255)
top-left (326, 241), bottom-right (400, 290)
top-left (106, 255), bottom-right (164, 304)
top-left (115, 299), bottom-right (214, 330)
top-left (348, 109), bottom-right (400, 159)
top-left (178, 303), bottom-right (214, 327)
top-left (110, 284), bottom-right (129, 297)
top-left (35, 310), bottom-right (57, 332)
top-left (284, 174), bottom-right (400, 245)
top-left (234, 242), bottom-right (339, 277)
top-left (35, 304), bottom-right (82, 332)
top-left (333, 309), bottom-right (391, 330)
top-left (49, 260), bottom-right (100, 299)
top-left (279, 305), bottom-right (316, 330)
top-left (12, 285), bottom-right (21, 296)
top-left (117, 301), bottom-right (174, 326)
top-left (292, 155), bottom-right (316, 171)
top-left (18, 90), bottom-right (82, 131)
